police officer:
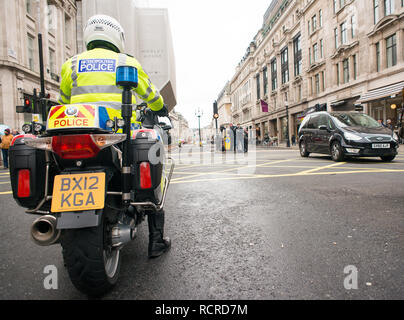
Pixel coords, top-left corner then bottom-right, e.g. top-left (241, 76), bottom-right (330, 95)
top-left (58, 14), bottom-right (171, 258)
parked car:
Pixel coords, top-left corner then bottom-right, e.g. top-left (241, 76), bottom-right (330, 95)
top-left (298, 111), bottom-right (399, 162)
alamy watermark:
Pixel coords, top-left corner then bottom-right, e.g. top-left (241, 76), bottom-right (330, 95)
top-left (43, 265), bottom-right (58, 290)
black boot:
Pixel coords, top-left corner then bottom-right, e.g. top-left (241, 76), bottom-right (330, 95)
top-left (147, 209), bottom-right (171, 258)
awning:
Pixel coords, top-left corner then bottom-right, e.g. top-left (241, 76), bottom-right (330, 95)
top-left (356, 81), bottom-right (404, 104)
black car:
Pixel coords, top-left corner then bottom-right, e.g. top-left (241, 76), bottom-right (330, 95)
top-left (298, 111), bottom-right (399, 162)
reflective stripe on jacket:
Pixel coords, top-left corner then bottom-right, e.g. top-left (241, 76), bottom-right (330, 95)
top-left (57, 48), bottom-right (164, 112)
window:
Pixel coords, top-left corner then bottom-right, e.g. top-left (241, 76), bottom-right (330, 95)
top-left (315, 74), bottom-right (320, 93)
top-left (26, 0), bottom-right (33, 15)
top-left (353, 54), bottom-right (357, 80)
top-left (263, 67), bottom-right (268, 95)
top-left (334, 28), bottom-right (339, 49)
top-left (27, 34), bottom-right (35, 71)
top-left (307, 115), bottom-right (319, 129)
top-left (293, 34), bottom-right (302, 76)
top-left (386, 34), bottom-right (397, 67)
top-left (312, 15), bottom-right (317, 32)
top-left (319, 10), bottom-right (323, 27)
top-left (313, 43), bottom-right (318, 62)
top-left (333, 0), bottom-right (337, 14)
top-left (309, 47), bottom-right (312, 65)
top-left (320, 39), bottom-right (324, 58)
top-left (343, 58), bottom-right (349, 83)
top-left (271, 59), bottom-right (277, 90)
top-left (256, 74), bottom-right (261, 99)
top-left (65, 14), bottom-right (71, 46)
top-left (321, 71), bottom-right (325, 90)
top-left (351, 15), bottom-right (356, 38)
top-left (310, 77), bottom-right (313, 95)
top-left (336, 63), bottom-right (340, 85)
top-left (376, 42), bottom-right (381, 71)
top-left (281, 47), bottom-right (289, 84)
top-left (340, 0), bottom-right (345, 8)
top-left (49, 48), bottom-right (56, 74)
top-left (384, 0), bottom-right (394, 15)
top-left (340, 22), bottom-right (347, 44)
top-left (308, 20), bottom-right (311, 35)
top-left (47, 4), bottom-right (55, 31)
top-left (374, 0), bottom-right (380, 24)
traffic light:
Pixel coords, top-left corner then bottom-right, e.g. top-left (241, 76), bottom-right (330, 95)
top-left (213, 101), bottom-right (219, 119)
top-left (16, 95), bottom-right (33, 113)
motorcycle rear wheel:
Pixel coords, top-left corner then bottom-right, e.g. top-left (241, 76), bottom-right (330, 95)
top-left (60, 208), bottom-right (121, 297)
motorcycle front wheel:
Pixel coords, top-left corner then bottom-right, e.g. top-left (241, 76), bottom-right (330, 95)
top-left (60, 207), bottom-right (121, 297)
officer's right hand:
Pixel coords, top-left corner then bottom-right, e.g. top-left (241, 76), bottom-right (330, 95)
top-left (153, 105), bottom-right (169, 117)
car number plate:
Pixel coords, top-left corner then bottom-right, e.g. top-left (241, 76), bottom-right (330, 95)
top-left (51, 172), bottom-right (105, 213)
top-left (372, 143), bottom-right (390, 149)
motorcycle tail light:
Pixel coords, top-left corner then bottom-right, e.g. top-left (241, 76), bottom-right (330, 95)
top-left (17, 169), bottom-right (31, 198)
top-left (52, 134), bottom-right (100, 159)
top-left (25, 134), bottom-right (126, 160)
top-left (139, 162), bottom-right (152, 189)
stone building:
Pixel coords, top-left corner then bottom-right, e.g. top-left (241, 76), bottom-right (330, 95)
top-left (0, 0), bottom-right (177, 130)
top-left (225, 0), bottom-right (404, 144)
top-left (216, 81), bottom-right (232, 129)
top-left (0, 0), bottom-right (80, 129)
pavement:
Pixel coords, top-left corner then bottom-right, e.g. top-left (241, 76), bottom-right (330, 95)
top-left (0, 146), bottom-right (403, 300)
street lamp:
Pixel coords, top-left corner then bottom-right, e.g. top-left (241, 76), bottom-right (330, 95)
top-left (195, 107), bottom-right (203, 147)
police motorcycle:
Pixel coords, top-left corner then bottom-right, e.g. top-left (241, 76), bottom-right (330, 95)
top-left (8, 65), bottom-right (174, 296)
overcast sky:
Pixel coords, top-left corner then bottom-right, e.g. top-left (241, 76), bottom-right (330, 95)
top-left (140, 0), bottom-right (274, 128)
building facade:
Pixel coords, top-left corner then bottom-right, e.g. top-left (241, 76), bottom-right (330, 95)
top-left (0, 0), bottom-right (80, 129)
top-left (216, 81), bottom-right (232, 129)
top-left (79, 0), bottom-right (177, 111)
top-left (224, 0), bottom-right (404, 144)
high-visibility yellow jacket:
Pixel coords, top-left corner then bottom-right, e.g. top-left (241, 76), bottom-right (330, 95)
top-left (58, 48), bottom-right (164, 113)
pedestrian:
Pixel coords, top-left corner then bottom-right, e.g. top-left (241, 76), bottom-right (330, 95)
top-left (386, 119), bottom-right (393, 131)
top-left (243, 127), bottom-right (248, 153)
top-left (291, 134), bottom-right (296, 146)
top-left (229, 123), bottom-right (237, 152)
top-left (236, 123), bottom-right (244, 152)
top-left (1, 128), bottom-right (13, 169)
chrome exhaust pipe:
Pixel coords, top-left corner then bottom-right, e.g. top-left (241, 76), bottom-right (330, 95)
top-left (111, 220), bottom-right (137, 249)
top-left (31, 215), bottom-right (61, 246)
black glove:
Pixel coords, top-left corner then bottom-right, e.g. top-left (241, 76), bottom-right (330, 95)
top-left (154, 105), bottom-right (169, 117)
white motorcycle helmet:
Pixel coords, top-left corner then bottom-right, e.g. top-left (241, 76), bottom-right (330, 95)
top-left (83, 14), bottom-right (125, 53)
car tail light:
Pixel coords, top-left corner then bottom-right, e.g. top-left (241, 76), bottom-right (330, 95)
top-left (52, 134), bottom-right (100, 159)
top-left (18, 169), bottom-right (30, 198)
top-left (25, 134), bottom-right (126, 160)
top-left (139, 162), bottom-right (152, 189)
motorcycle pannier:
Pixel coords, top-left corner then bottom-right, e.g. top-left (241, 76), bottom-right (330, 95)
top-left (9, 137), bottom-right (46, 209)
top-left (131, 130), bottom-right (163, 191)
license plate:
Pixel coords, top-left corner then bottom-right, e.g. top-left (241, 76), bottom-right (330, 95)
top-left (51, 172), bottom-right (105, 213)
top-left (372, 143), bottom-right (390, 149)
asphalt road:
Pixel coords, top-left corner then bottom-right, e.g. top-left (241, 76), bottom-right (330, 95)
top-left (0, 145), bottom-right (403, 300)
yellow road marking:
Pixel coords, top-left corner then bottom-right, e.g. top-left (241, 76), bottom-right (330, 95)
top-left (0, 181), bottom-right (10, 184)
top-left (170, 159), bottom-right (291, 182)
top-left (170, 168), bottom-right (404, 185)
top-left (0, 191), bottom-right (12, 195)
top-left (298, 162), bottom-right (346, 174)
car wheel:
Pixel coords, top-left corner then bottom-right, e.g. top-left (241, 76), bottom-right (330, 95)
top-left (299, 141), bottom-right (309, 157)
top-left (331, 141), bottom-right (345, 162)
top-left (380, 155), bottom-right (395, 162)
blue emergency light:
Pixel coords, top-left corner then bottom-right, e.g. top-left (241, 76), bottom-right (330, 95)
top-left (116, 65), bottom-right (138, 88)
